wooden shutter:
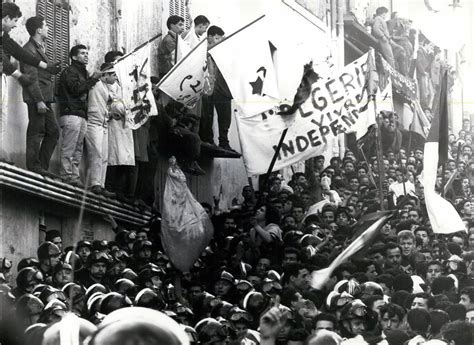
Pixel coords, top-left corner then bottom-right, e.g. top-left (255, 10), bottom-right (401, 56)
top-left (37, 0), bottom-right (70, 93)
top-left (168, 0), bottom-right (191, 31)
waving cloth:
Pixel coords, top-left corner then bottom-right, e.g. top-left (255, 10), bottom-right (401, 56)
top-left (161, 157), bottom-right (214, 272)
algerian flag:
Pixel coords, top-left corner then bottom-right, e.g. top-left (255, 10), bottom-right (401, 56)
top-left (209, 15), bottom-right (280, 117)
top-left (422, 71), bottom-right (465, 234)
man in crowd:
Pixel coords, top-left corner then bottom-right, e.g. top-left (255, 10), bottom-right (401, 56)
top-left (184, 15), bottom-right (210, 49)
top-left (200, 25), bottom-right (238, 152)
top-left (85, 62), bottom-right (117, 197)
top-left (158, 15), bottom-right (185, 79)
top-left (57, 45), bottom-right (101, 187)
top-left (21, 16), bottom-right (60, 177)
top-left (2, 2), bottom-right (60, 164)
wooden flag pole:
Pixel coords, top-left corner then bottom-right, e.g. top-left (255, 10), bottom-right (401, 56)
top-left (368, 49), bottom-right (385, 210)
top-left (374, 101), bottom-right (386, 210)
top-left (175, 33), bottom-right (179, 65)
top-left (258, 128), bottom-right (288, 205)
top-left (358, 142), bottom-right (377, 188)
top-left (113, 33), bottom-right (162, 64)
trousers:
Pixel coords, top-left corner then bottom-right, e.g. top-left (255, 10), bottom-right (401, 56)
top-left (200, 90), bottom-right (232, 145)
top-left (26, 102), bottom-right (59, 171)
top-left (59, 115), bottom-right (87, 182)
top-left (85, 123), bottom-right (108, 187)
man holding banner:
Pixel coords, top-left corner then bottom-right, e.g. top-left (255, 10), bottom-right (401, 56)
top-left (158, 15), bottom-right (186, 79)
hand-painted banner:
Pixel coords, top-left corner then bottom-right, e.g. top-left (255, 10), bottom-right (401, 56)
top-left (237, 53), bottom-right (381, 176)
top-left (158, 39), bottom-right (208, 108)
top-left (380, 56), bottom-right (417, 101)
top-left (114, 43), bottom-right (158, 129)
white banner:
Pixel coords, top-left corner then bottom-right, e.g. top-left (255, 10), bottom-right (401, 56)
top-left (158, 39), bottom-right (208, 108)
top-left (237, 53), bottom-right (377, 176)
top-left (113, 43), bottom-right (158, 129)
top-left (209, 16), bottom-right (280, 117)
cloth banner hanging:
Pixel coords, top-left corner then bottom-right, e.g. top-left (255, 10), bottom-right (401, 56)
top-left (236, 53), bottom-right (383, 176)
top-left (158, 39), bottom-right (209, 108)
top-left (113, 43), bottom-right (158, 129)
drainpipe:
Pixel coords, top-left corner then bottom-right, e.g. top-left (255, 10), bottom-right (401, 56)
top-left (334, 0), bottom-right (346, 157)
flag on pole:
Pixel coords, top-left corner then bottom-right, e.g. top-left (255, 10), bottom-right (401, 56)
top-left (310, 213), bottom-right (391, 290)
top-left (113, 43), bottom-right (158, 129)
top-left (410, 100), bottom-right (431, 138)
top-left (209, 16), bottom-right (280, 117)
top-left (177, 34), bottom-right (191, 61)
top-left (351, 49), bottom-right (395, 140)
top-left (401, 100), bottom-right (430, 139)
top-left (422, 71), bottom-right (465, 234)
top-left (158, 39), bottom-right (208, 108)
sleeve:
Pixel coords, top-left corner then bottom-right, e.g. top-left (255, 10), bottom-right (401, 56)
top-left (372, 18), bottom-right (387, 41)
top-left (21, 45), bottom-right (44, 102)
top-left (2, 53), bottom-right (17, 75)
top-left (266, 224), bottom-right (282, 241)
top-left (63, 68), bottom-right (98, 97)
top-left (3, 35), bottom-right (42, 67)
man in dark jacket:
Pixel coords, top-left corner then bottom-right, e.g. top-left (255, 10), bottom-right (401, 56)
top-left (57, 44), bottom-right (100, 186)
top-left (2, 2), bottom-right (60, 164)
top-left (21, 16), bottom-right (60, 176)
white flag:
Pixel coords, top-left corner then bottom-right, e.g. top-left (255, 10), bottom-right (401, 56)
top-left (177, 35), bottom-right (191, 61)
top-left (158, 39), bottom-right (208, 108)
top-left (209, 16), bottom-right (280, 117)
top-left (113, 43), bottom-right (158, 129)
top-left (310, 214), bottom-right (390, 290)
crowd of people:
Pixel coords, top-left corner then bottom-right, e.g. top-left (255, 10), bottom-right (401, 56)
top-left (2, 121), bottom-right (474, 344)
top-left (3, 1), bottom-right (474, 345)
top-left (366, 6), bottom-right (451, 111)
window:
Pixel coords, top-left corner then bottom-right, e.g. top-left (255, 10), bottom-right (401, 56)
top-left (168, 0), bottom-right (192, 31)
top-left (36, 0), bottom-right (70, 92)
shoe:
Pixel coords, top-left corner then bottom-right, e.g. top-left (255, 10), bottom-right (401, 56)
top-left (0, 158), bottom-right (15, 165)
top-left (101, 188), bottom-right (116, 198)
top-left (188, 161), bottom-right (206, 176)
top-left (90, 185), bottom-right (102, 194)
top-left (30, 167), bottom-right (60, 179)
top-left (134, 198), bottom-right (150, 211)
top-left (70, 179), bottom-right (85, 189)
top-left (218, 142), bottom-right (237, 152)
top-left (116, 193), bottom-right (134, 204)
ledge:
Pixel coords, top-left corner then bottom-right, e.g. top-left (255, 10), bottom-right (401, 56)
top-left (344, 17), bottom-right (418, 101)
top-left (0, 163), bottom-right (152, 227)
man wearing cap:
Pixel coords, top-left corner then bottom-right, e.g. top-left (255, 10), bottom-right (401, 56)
top-left (75, 250), bottom-right (110, 288)
top-left (84, 62), bottom-right (117, 197)
top-left (37, 241), bottom-right (61, 279)
top-left (213, 271), bottom-right (234, 298)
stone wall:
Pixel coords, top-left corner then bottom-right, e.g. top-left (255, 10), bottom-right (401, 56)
top-left (0, 187), bottom-right (115, 278)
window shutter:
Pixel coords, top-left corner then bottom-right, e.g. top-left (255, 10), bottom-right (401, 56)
top-left (36, 0), bottom-right (70, 93)
top-left (168, 0), bottom-right (191, 30)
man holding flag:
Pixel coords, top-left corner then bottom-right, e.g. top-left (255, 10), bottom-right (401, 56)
top-left (158, 15), bottom-right (185, 79)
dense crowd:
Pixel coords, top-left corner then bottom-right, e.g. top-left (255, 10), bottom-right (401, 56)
top-left (2, 121), bottom-right (474, 344)
top-left (2, 1), bottom-right (474, 345)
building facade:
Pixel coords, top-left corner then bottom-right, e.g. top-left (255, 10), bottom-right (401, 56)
top-left (1, 0), bottom-right (344, 274)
